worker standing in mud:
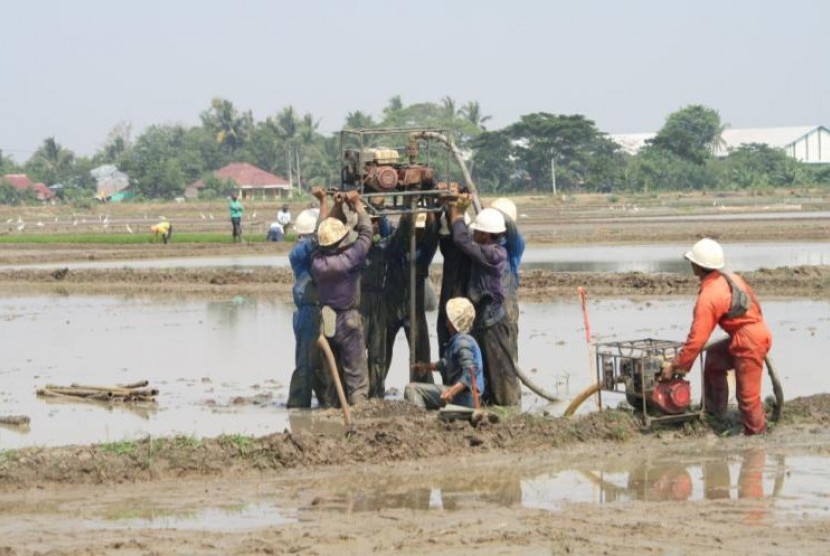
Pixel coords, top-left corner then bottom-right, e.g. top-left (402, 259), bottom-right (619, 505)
top-left (436, 184), bottom-right (471, 354)
top-left (229, 194), bottom-right (244, 242)
top-left (406, 297), bottom-right (485, 409)
top-left (384, 211), bottom-right (439, 383)
top-left (448, 202), bottom-right (520, 407)
top-left (360, 202), bottom-right (397, 398)
top-left (660, 238), bottom-right (772, 435)
top-left (287, 207), bottom-right (330, 408)
top-left (490, 198), bottom-right (525, 363)
top-left (310, 190), bottom-right (372, 406)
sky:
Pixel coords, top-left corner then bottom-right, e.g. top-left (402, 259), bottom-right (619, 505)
top-left (2, 0), bottom-right (829, 162)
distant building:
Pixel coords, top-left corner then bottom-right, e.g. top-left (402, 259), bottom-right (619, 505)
top-left (611, 125), bottom-right (830, 164)
top-left (1, 174), bottom-right (55, 201)
top-left (186, 162), bottom-right (291, 200)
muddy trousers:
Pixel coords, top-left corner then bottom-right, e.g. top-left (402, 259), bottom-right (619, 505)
top-left (385, 279), bottom-right (432, 383)
top-left (287, 306), bottom-right (331, 408)
top-left (474, 319), bottom-right (521, 407)
top-left (704, 333), bottom-right (770, 435)
top-left (327, 308), bottom-right (369, 406)
top-left (360, 291), bottom-right (388, 399)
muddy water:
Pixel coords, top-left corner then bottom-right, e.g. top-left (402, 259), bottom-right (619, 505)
top-left (85, 444), bottom-right (830, 531)
top-left (4, 241), bottom-right (830, 273)
top-left (1, 295), bottom-right (828, 449)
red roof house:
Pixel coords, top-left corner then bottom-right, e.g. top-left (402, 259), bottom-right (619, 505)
top-left (2, 174), bottom-right (56, 201)
top-left (186, 163), bottom-right (291, 200)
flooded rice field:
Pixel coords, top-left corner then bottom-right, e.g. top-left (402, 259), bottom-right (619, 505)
top-left (4, 241), bottom-right (830, 273)
top-left (1, 294), bottom-right (828, 449)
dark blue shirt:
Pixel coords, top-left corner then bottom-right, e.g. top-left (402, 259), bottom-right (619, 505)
top-left (289, 236), bottom-right (318, 307)
top-left (451, 218), bottom-right (506, 329)
top-left (436, 332), bottom-right (485, 408)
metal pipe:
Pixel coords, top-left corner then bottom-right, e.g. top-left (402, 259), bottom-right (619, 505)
top-left (409, 197), bottom-right (418, 381)
top-left (407, 131), bottom-right (482, 214)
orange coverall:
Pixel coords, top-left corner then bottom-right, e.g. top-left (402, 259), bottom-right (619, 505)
top-left (672, 271), bottom-right (772, 435)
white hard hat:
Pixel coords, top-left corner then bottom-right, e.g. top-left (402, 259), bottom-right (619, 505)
top-left (446, 297), bottom-right (475, 334)
top-left (318, 217), bottom-right (349, 247)
top-left (490, 197), bottom-right (517, 222)
top-left (295, 209), bottom-right (318, 235)
top-left (469, 208), bottom-right (506, 235)
top-left (684, 238), bottom-right (725, 270)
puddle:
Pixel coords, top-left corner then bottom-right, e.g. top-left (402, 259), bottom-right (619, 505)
top-left (91, 502), bottom-right (297, 531)
top-left (1, 295), bottom-right (828, 448)
top-left (3, 241), bottom-right (830, 273)
top-left (308, 447), bottom-right (830, 523)
top-left (86, 446), bottom-right (830, 531)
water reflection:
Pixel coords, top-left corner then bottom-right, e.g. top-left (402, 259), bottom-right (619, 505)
top-left (311, 448), bottom-right (802, 522)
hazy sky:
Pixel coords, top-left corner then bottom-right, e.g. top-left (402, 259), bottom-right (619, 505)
top-left (2, 0), bottom-right (828, 161)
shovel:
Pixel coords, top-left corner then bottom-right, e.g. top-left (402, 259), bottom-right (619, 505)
top-left (318, 306), bottom-right (356, 437)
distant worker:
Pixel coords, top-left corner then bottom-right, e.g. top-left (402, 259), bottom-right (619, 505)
top-left (266, 221), bottom-right (285, 242)
top-left (277, 204), bottom-right (292, 232)
top-left (660, 238), bottom-right (772, 435)
top-left (448, 203), bottom-right (520, 407)
top-left (150, 221), bottom-right (173, 244)
top-left (310, 190), bottom-right (372, 406)
top-left (229, 194), bottom-right (244, 242)
top-left (490, 197), bottom-right (525, 363)
top-left (406, 297), bottom-right (485, 409)
top-left (287, 207), bottom-right (330, 408)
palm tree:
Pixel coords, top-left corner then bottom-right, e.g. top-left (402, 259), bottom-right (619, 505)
top-left (344, 110), bottom-right (375, 130)
top-left (201, 97), bottom-right (251, 153)
top-left (461, 101), bottom-right (492, 130)
top-left (441, 96), bottom-right (458, 119)
top-left (30, 137), bottom-right (74, 185)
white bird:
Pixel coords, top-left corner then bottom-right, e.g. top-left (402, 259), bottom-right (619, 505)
top-left (54, 217), bottom-right (59, 222)
top-left (81, 219), bottom-right (87, 224)
top-left (5, 218), bottom-right (11, 224)
top-left (103, 215), bottom-right (109, 225)
top-left (252, 211), bottom-right (257, 219)
top-left (17, 223), bottom-right (25, 231)
top-left (36, 221), bottom-right (44, 227)
top-left (73, 219), bottom-right (78, 226)
top-left (17, 216), bottom-right (22, 224)
top-left (126, 224), bottom-right (134, 234)
top-left (200, 213), bottom-right (206, 219)
top-left (209, 213), bottom-right (214, 220)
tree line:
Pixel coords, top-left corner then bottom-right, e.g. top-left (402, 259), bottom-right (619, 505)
top-left (1, 98), bottom-right (828, 205)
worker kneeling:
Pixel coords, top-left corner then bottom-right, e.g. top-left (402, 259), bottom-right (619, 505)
top-left (661, 238), bottom-right (772, 435)
top-left (405, 297), bottom-right (486, 409)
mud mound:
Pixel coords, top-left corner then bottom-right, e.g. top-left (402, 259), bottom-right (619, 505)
top-left (1, 265), bottom-right (828, 299)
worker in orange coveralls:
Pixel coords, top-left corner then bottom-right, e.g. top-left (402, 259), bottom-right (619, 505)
top-left (661, 238), bottom-right (772, 435)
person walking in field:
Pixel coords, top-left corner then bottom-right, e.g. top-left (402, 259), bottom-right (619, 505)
top-left (660, 238), bottom-right (773, 435)
top-left (229, 193), bottom-right (244, 242)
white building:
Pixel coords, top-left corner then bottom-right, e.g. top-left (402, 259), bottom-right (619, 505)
top-left (611, 125), bottom-right (830, 163)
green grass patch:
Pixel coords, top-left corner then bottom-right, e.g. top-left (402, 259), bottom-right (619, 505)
top-left (98, 440), bottom-right (137, 455)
